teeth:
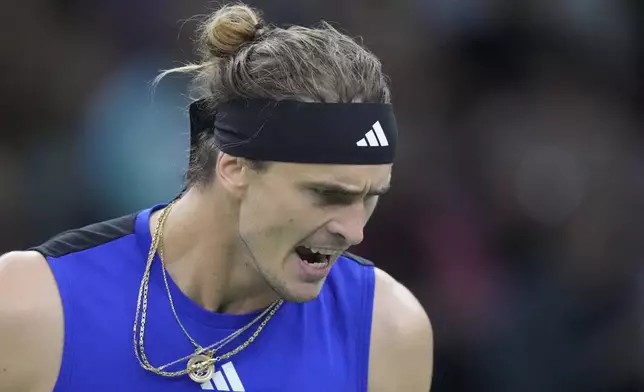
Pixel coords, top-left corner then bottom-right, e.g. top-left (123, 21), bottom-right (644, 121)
top-left (308, 247), bottom-right (343, 258)
top-left (307, 261), bottom-right (329, 269)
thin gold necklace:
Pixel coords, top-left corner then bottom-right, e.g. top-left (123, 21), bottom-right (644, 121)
top-left (133, 201), bottom-right (284, 383)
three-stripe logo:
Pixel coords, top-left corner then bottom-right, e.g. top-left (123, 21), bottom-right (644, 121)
top-left (200, 362), bottom-right (245, 391)
top-left (356, 121), bottom-right (389, 147)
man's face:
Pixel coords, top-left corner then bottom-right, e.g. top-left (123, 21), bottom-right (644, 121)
top-left (237, 162), bottom-right (392, 302)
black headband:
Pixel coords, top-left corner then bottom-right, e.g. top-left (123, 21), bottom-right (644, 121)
top-left (189, 99), bottom-right (398, 165)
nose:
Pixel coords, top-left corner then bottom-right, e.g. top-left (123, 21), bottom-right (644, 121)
top-left (326, 205), bottom-right (366, 246)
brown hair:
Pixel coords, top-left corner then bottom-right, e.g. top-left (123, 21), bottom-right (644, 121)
top-left (156, 3), bottom-right (392, 187)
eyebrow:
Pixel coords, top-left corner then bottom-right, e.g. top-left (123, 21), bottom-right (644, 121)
top-left (302, 182), bottom-right (391, 197)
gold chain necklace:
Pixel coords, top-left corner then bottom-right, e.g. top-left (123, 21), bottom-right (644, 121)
top-left (158, 245), bottom-right (276, 356)
top-left (133, 201), bottom-right (284, 383)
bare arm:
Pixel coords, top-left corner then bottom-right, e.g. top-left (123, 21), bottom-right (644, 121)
top-left (0, 251), bottom-right (64, 392)
top-left (368, 268), bottom-right (433, 392)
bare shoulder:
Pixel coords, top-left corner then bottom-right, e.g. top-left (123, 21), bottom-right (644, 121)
top-left (372, 268), bottom-right (431, 332)
top-left (0, 251), bottom-right (64, 392)
top-left (368, 267), bottom-right (433, 392)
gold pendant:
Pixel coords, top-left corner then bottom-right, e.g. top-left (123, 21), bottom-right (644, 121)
top-left (187, 354), bottom-right (215, 383)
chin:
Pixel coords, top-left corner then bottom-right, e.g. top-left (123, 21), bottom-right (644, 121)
top-left (261, 252), bottom-right (335, 303)
top-left (275, 279), bottom-right (327, 303)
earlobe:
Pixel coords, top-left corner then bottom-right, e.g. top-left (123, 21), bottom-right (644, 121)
top-left (216, 153), bottom-right (248, 197)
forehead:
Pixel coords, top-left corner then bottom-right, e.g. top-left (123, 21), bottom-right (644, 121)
top-left (268, 162), bottom-right (392, 188)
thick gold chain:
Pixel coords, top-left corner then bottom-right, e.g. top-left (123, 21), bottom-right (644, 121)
top-left (133, 201), bottom-right (283, 377)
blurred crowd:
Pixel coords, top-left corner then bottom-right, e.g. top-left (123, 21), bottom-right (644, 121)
top-left (2, 0), bottom-right (643, 391)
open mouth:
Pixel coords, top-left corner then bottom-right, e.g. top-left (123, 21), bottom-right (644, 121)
top-left (295, 245), bottom-right (340, 268)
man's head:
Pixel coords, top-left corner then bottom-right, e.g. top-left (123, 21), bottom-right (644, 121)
top-left (217, 156), bottom-right (391, 302)
top-left (159, 3), bottom-right (394, 302)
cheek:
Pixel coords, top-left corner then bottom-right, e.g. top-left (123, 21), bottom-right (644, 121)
top-left (243, 187), bottom-right (316, 242)
top-left (257, 193), bottom-right (309, 226)
top-left (244, 200), bottom-right (301, 243)
top-left (363, 199), bottom-right (379, 220)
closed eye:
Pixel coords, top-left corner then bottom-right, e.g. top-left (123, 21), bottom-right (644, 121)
top-left (299, 181), bottom-right (389, 207)
top-left (312, 188), bottom-right (357, 206)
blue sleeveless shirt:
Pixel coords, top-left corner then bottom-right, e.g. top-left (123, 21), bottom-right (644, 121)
top-left (34, 204), bottom-right (375, 392)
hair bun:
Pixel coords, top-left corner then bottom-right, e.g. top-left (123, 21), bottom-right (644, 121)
top-left (200, 4), bottom-right (262, 59)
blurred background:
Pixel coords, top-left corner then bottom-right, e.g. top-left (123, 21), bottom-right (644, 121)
top-left (2, 0), bottom-right (643, 391)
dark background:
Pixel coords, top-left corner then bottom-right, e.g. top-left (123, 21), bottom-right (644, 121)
top-left (2, 1), bottom-right (643, 391)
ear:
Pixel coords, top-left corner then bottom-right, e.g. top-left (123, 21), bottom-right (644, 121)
top-left (215, 153), bottom-right (249, 198)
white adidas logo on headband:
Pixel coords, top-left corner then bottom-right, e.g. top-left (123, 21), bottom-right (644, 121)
top-left (356, 121), bottom-right (389, 147)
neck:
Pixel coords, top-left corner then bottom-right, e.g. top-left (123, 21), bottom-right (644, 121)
top-left (150, 187), bottom-right (280, 314)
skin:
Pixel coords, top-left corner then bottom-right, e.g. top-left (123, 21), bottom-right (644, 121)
top-left (0, 153), bottom-right (433, 391)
